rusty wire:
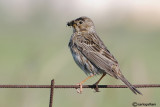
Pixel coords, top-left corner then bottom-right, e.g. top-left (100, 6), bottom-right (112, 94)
top-left (0, 84), bottom-right (160, 88)
top-left (0, 82), bottom-right (160, 107)
top-left (49, 79), bottom-right (54, 107)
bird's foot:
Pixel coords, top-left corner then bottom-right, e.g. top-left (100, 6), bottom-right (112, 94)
top-left (93, 82), bottom-right (100, 92)
top-left (76, 83), bottom-right (83, 94)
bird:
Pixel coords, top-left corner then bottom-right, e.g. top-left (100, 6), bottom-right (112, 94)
top-left (67, 16), bottom-right (142, 95)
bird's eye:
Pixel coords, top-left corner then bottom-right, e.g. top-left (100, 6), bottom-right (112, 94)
top-left (79, 21), bottom-right (83, 24)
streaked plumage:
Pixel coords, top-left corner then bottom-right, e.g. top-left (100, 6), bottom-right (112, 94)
top-left (67, 16), bottom-right (142, 95)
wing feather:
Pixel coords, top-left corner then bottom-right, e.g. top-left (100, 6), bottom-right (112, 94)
top-left (74, 33), bottom-right (118, 77)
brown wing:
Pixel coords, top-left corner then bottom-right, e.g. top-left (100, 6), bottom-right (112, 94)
top-left (74, 32), bottom-right (118, 77)
top-left (72, 32), bottom-right (142, 95)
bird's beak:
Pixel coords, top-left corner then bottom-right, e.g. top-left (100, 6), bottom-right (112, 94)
top-left (67, 20), bottom-right (76, 27)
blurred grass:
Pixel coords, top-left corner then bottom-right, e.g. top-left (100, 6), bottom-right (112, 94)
top-left (0, 1), bottom-right (160, 107)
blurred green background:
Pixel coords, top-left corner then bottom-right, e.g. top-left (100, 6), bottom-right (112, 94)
top-left (0, 0), bottom-right (160, 107)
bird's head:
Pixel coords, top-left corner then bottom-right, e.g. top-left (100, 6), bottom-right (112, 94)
top-left (67, 16), bottom-right (95, 33)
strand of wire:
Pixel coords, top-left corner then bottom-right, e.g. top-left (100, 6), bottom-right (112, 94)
top-left (0, 84), bottom-right (159, 88)
top-left (49, 80), bottom-right (54, 107)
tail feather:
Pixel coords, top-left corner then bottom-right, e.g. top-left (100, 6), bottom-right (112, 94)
top-left (118, 75), bottom-right (142, 95)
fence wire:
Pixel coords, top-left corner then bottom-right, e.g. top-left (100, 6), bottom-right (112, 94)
top-left (0, 84), bottom-right (160, 88)
top-left (0, 79), bottom-right (160, 107)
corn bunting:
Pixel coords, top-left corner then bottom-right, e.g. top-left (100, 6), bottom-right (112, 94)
top-left (67, 16), bottom-right (142, 95)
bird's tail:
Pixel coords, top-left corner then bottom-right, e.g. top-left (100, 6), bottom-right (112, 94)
top-left (118, 75), bottom-right (142, 95)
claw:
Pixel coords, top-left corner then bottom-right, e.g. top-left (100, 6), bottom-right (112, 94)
top-left (93, 83), bottom-right (100, 92)
top-left (76, 83), bottom-right (82, 94)
top-left (92, 73), bottom-right (106, 92)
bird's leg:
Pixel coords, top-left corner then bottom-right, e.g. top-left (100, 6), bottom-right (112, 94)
top-left (76, 74), bottom-right (94, 94)
top-left (93, 73), bottom-right (106, 92)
